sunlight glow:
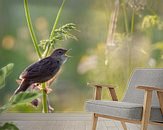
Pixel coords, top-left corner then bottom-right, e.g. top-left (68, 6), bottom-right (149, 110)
top-left (2, 35), bottom-right (15, 50)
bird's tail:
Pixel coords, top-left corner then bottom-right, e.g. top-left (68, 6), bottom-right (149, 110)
top-left (14, 79), bottom-right (31, 95)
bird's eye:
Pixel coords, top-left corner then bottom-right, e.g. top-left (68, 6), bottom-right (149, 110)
top-left (58, 51), bottom-right (62, 54)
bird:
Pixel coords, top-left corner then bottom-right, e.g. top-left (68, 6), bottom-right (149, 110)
top-left (14, 48), bottom-right (69, 95)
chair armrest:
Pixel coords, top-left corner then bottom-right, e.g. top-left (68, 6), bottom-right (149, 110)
top-left (141, 90), bottom-right (153, 126)
top-left (137, 86), bottom-right (163, 116)
top-left (87, 82), bottom-right (116, 89)
top-left (136, 86), bottom-right (163, 92)
top-left (87, 82), bottom-right (118, 101)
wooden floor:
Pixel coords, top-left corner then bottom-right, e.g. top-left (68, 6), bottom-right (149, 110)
top-left (0, 113), bottom-right (141, 130)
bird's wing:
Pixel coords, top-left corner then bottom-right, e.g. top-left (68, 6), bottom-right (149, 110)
top-left (20, 57), bottom-right (60, 81)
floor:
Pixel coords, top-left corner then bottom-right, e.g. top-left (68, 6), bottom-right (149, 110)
top-left (0, 113), bottom-right (141, 130)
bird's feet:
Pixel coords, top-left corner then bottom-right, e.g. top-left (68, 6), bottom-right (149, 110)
top-left (36, 84), bottom-right (52, 94)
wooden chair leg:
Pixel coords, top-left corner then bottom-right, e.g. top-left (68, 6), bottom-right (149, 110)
top-left (157, 91), bottom-right (163, 114)
top-left (121, 121), bottom-right (127, 130)
top-left (92, 113), bottom-right (98, 130)
top-left (141, 90), bottom-right (152, 130)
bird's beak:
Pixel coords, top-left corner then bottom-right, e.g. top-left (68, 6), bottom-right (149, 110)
top-left (65, 49), bottom-right (72, 58)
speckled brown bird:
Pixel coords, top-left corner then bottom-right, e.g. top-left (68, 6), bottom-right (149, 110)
top-left (14, 48), bottom-right (69, 95)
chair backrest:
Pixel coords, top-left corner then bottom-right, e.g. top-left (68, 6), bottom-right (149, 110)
top-left (123, 68), bottom-right (163, 106)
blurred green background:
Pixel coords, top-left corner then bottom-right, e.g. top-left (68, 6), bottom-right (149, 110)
top-left (0, 0), bottom-right (163, 112)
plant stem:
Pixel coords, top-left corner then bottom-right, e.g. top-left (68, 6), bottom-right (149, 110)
top-left (44, 0), bottom-right (66, 57)
top-left (24, 0), bottom-right (42, 59)
top-left (122, 2), bottom-right (129, 34)
top-left (131, 9), bottom-right (135, 33)
top-left (43, 44), bottom-right (51, 57)
top-left (42, 0), bottom-right (66, 113)
top-left (42, 83), bottom-right (48, 113)
top-left (50, 0), bottom-right (66, 39)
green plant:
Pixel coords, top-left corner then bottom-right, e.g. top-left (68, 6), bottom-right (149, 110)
top-left (23, 0), bottom-right (77, 113)
top-left (0, 64), bottom-right (14, 89)
top-left (0, 64), bottom-right (42, 130)
top-left (0, 122), bottom-right (19, 130)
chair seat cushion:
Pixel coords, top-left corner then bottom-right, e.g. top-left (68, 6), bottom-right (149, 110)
top-left (85, 100), bottom-right (163, 122)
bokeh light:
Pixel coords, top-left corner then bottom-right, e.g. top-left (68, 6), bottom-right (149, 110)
top-left (2, 35), bottom-right (15, 50)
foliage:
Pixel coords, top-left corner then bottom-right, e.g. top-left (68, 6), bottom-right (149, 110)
top-left (10, 92), bottom-right (41, 106)
top-left (0, 92), bottom-right (41, 113)
top-left (0, 64), bottom-right (41, 130)
top-left (0, 63), bottom-right (14, 89)
top-left (1, 92), bottom-right (40, 112)
top-left (0, 122), bottom-right (19, 130)
top-left (0, 63), bottom-right (14, 113)
top-left (0, 64), bottom-right (18, 129)
top-left (142, 15), bottom-right (163, 29)
top-left (0, 63), bottom-right (42, 113)
top-left (78, 0), bottom-right (163, 100)
top-left (40, 23), bottom-right (77, 50)
top-left (0, 64), bottom-right (42, 113)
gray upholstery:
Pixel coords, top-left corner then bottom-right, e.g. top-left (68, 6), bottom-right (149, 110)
top-left (86, 100), bottom-right (163, 122)
top-left (123, 68), bottom-right (163, 106)
top-left (85, 68), bottom-right (163, 123)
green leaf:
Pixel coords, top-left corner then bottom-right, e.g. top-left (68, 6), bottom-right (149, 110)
top-left (0, 92), bottom-right (41, 113)
top-left (0, 104), bottom-right (11, 113)
top-left (0, 63), bottom-right (14, 89)
top-left (10, 92), bottom-right (41, 106)
top-left (0, 122), bottom-right (19, 130)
